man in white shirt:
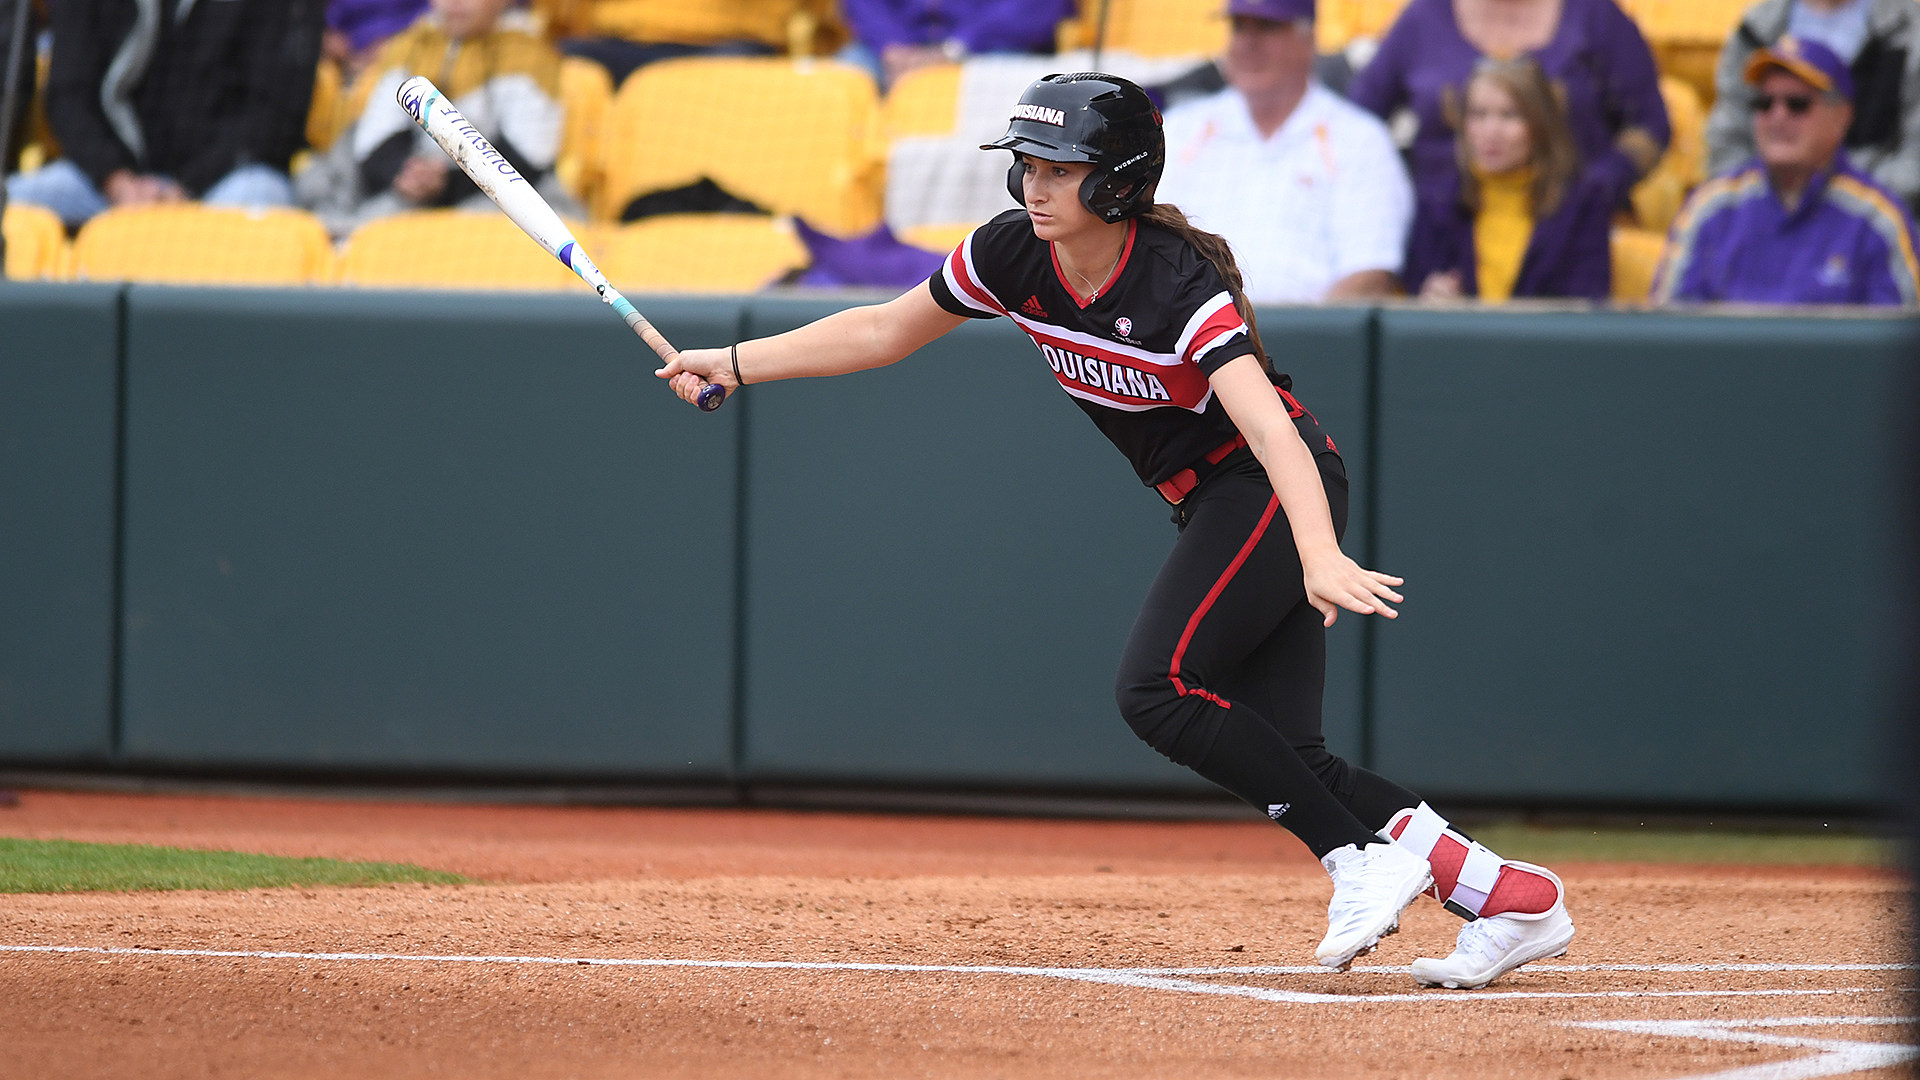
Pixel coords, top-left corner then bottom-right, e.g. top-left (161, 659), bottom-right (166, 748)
top-left (1155, 0), bottom-right (1414, 302)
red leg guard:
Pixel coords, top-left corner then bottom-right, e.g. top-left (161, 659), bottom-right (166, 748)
top-left (1481, 863), bottom-right (1560, 917)
top-left (1392, 816), bottom-right (1467, 902)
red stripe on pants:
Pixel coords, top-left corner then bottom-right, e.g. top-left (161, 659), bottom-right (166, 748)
top-left (1167, 493), bottom-right (1281, 707)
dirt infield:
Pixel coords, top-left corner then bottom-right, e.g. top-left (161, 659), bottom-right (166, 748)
top-left (0, 791), bottom-right (1912, 1079)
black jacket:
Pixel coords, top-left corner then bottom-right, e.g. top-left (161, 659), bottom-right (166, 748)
top-left (47, 0), bottom-right (323, 196)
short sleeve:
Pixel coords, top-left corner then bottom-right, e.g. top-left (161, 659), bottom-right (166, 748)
top-left (1173, 267), bottom-right (1257, 376)
top-left (927, 217), bottom-right (1020, 320)
top-left (928, 262), bottom-right (999, 320)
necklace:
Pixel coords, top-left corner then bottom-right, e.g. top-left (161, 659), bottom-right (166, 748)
top-left (1061, 239), bottom-right (1124, 301)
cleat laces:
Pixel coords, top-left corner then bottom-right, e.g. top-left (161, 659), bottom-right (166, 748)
top-left (1453, 913), bottom-right (1524, 965)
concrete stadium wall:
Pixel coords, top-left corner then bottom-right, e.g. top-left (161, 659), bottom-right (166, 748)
top-left (0, 287), bottom-right (1908, 810)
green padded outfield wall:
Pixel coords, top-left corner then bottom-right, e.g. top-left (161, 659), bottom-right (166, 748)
top-left (1371, 308), bottom-right (1914, 809)
top-left (737, 298), bottom-right (1372, 791)
top-left (0, 284), bottom-right (122, 762)
top-left (116, 288), bottom-right (740, 777)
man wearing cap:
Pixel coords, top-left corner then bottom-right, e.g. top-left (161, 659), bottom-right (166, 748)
top-left (1154, 0), bottom-right (1412, 303)
top-left (1706, 0), bottom-right (1920, 210)
top-left (1656, 35), bottom-right (1920, 305)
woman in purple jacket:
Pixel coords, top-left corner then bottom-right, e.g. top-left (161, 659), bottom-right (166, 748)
top-left (1404, 56), bottom-right (1614, 300)
top-left (1348, 0), bottom-right (1670, 211)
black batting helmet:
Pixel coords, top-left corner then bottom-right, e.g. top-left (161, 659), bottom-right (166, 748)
top-left (981, 72), bottom-right (1165, 224)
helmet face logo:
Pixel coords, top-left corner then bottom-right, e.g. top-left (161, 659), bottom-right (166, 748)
top-left (1011, 103), bottom-right (1067, 126)
top-left (1115, 317), bottom-right (1133, 336)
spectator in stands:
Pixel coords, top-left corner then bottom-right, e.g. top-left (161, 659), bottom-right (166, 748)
top-left (545, 0), bottom-right (840, 87)
top-left (1154, 0), bottom-right (1412, 303)
top-left (1706, 0), bottom-right (1920, 209)
top-left (1655, 36), bottom-right (1919, 305)
top-left (1347, 0), bottom-right (1669, 214)
top-left (1405, 57), bottom-right (1613, 301)
top-left (297, 0), bottom-right (573, 238)
top-left (0, 0), bottom-right (41, 176)
top-left (837, 0), bottom-right (1074, 89)
top-left (5, 0), bottom-right (323, 229)
top-left (325, 0), bottom-right (430, 82)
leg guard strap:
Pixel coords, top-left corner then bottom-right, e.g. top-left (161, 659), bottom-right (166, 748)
top-left (1383, 802), bottom-right (1503, 919)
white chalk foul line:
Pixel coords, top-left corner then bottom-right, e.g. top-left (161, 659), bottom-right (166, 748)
top-left (1, 945), bottom-right (1911, 1006)
top-left (1122, 963), bottom-right (1918, 977)
top-left (1567, 1016), bottom-right (1919, 1080)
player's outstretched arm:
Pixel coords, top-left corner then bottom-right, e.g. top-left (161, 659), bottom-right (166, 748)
top-left (1209, 356), bottom-right (1405, 628)
top-left (656, 280), bottom-right (968, 405)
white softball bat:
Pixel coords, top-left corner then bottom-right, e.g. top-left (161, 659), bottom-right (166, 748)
top-left (395, 74), bottom-right (725, 411)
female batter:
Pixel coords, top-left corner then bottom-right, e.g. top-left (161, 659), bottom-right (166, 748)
top-left (658, 73), bottom-right (1574, 987)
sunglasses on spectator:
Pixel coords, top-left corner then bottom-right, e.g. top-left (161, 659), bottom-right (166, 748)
top-left (1229, 14), bottom-right (1313, 34)
top-left (1749, 93), bottom-right (1817, 115)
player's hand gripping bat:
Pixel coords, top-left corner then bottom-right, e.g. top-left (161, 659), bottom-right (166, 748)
top-left (397, 75), bottom-right (726, 412)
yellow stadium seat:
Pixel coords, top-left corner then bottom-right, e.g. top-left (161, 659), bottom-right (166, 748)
top-left (1317, 0), bottom-right (1411, 53)
top-left (1631, 76), bottom-right (1707, 233)
top-left (72, 205), bottom-right (334, 285)
top-left (1611, 226), bottom-right (1666, 303)
top-left (1058, 0), bottom-right (1228, 57)
top-left (3, 203), bottom-right (69, 281)
top-left (1615, 0), bottom-right (1747, 44)
top-left (557, 56), bottom-right (615, 208)
top-left (599, 57), bottom-right (884, 236)
top-left (338, 210), bottom-right (588, 290)
top-left (1617, 0), bottom-right (1748, 105)
top-left (594, 214), bottom-right (807, 292)
top-left (884, 63), bottom-right (962, 140)
top-left (897, 223), bottom-right (976, 254)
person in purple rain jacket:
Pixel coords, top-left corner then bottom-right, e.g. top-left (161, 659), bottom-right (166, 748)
top-left (1656, 35), bottom-right (1919, 305)
top-left (1347, 0), bottom-right (1669, 211)
top-left (1404, 56), bottom-right (1614, 301)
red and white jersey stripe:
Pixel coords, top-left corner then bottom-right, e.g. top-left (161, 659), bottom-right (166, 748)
top-left (930, 209), bottom-right (1282, 488)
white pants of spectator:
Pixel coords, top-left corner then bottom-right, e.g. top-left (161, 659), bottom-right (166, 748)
top-left (5, 159), bottom-right (294, 228)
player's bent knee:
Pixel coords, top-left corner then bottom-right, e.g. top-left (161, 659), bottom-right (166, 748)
top-left (1114, 676), bottom-right (1212, 766)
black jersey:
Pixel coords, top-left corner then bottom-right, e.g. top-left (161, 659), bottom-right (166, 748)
top-left (929, 209), bottom-right (1281, 488)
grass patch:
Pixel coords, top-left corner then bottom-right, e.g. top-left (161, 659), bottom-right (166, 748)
top-left (1460, 823), bottom-right (1898, 868)
top-left (0, 837), bottom-right (467, 893)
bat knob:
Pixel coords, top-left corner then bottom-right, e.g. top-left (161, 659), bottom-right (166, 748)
top-left (696, 382), bottom-right (726, 412)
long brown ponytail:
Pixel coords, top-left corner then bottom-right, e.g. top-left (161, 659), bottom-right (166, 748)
top-left (1137, 202), bottom-right (1274, 377)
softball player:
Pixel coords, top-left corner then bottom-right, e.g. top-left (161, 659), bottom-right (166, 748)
top-left (659, 73), bottom-right (1574, 987)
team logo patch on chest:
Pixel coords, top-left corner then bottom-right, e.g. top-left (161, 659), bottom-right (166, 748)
top-left (1818, 253), bottom-right (1851, 288)
top-left (1114, 316), bottom-right (1132, 336)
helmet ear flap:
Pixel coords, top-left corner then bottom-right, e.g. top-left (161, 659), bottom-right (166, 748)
top-left (1080, 168), bottom-right (1122, 223)
top-left (1005, 158), bottom-right (1025, 208)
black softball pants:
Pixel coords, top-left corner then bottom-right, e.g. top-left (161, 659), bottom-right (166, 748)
top-left (1115, 447), bottom-right (1424, 859)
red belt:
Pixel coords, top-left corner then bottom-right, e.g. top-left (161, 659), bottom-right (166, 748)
top-left (1156, 433), bottom-right (1249, 505)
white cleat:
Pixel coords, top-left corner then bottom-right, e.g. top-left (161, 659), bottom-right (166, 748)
top-left (1410, 862), bottom-right (1576, 989)
top-left (1315, 842), bottom-right (1434, 970)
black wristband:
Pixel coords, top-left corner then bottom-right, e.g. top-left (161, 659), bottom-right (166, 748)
top-left (731, 343), bottom-right (745, 388)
